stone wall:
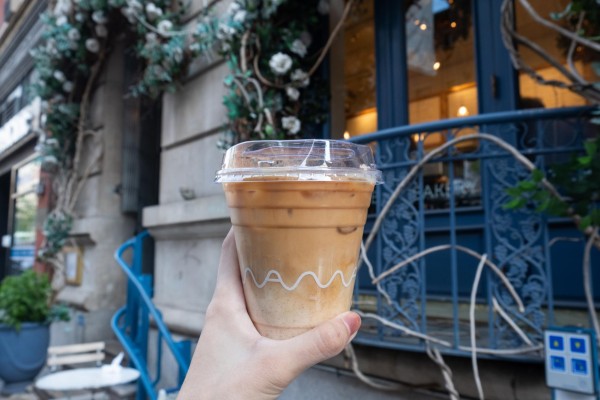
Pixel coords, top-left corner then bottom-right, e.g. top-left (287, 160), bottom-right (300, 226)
top-left (52, 39), bottom-right (136, 344)
top-left (142, 1), bottom-right (231, 336)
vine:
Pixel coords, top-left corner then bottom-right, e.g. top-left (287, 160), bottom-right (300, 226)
top-left (32, 0), bottom-right (346, 283)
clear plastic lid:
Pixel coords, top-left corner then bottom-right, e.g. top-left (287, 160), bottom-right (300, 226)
top-left (215, 140), bottom-right (383, 183)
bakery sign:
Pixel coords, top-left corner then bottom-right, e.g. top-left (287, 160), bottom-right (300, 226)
top-left (423, 178), bottom-right (480, 201)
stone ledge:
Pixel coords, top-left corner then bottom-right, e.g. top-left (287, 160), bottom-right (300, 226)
top-left (70, 216), bottom-right (134, 245)
top-left (143, 194), bottom-right (230, 240)
top-left (155, 303), bottom-right (205, 337)
top-left (56, 285), bottom-right (94, 309)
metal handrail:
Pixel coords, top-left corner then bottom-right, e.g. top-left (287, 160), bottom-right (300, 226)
top-left (112, 231), bottom-right (190, 399)
top-left (349, 106), bottom-right (594, 144)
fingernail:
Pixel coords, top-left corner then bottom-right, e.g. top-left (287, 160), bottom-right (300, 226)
top-left (340, 311), bottom-right (361, 336)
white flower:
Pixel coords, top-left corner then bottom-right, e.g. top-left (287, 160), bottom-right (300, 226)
top-left (150, 64), bottom-right (166, 78)
top-left (86, 38), bottom-right (100, 53)
top-left (62, 81), bottom-right (74, 93)
top-left (227, 2), bottom-right (241, 15)
top-left (145, 3), bottom-right (163, 20)
top-left (92, 11), bottom-right (108, 24)
top-left (56, 15), bottom-right (68, 26)
top-left (216, 23), bottom-right (236, 40)
top-left (126, 0), bottom-right (143, 11)
top-left (173, 47), bottom-right (183, 63)
top-left (46, 39), bottom-right (57, 51)
top-left (286, 87), bottom-right (300, 101)
top-left (75, 13), bottom-right (86, 22)
top-left (269, 52), bottom-right (292, 75)
top-left (54, 0), bottom-right (72, 16)
top-left (68, 28), bottom-right (80, 41)
top-left (122, 1), bottom-right (143, 23)
top-left (95, 24), bottom-right (108, 37)
top-left (45, 138), bottom-right (59, 148)
top-left (157, 20), bottom-right (173, 35)
top-left (53, 70), bottom-right (66, 82)
top-left (317, 0), bottom-right (330, 15)
top-left (43, 155), bottom-right (59, 166)
top-left (121, 8), bottom-right (136, 23)
top-left (233, 10), bottom-right (247, 23)
top-left (146, 32), bottom-right (158, 43)
top-left (189, 42), bottom-right (201, 53)
top-left (282, 116), bottom-right (301, 134)
top-left (290, 39), bottom-right (307, 57)
top-left (291, 69), bottom-right (310, 87)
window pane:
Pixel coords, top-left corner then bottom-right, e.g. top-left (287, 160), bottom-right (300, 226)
top-left (339, 0), bottom-right (377, 138)
top-left (15, 159), bottom-right (40, 195)
top-left (516, 0), bottom-right (594, 108)
top-left (406, 0), bottom-right (480, 210)
top-left (407, 0), bottom-right (477, 124)
top-left (10, 192), bottom-right (37, 273)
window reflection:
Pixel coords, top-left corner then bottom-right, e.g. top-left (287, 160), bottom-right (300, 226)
top-left (515, 0), bottom-right (595, 108)
top-left (407, 0), bottom-right (476, 125)
top-left (341, 0), bottom-right (376, 138)
top-left (9, 159), bottom-right (40, 274)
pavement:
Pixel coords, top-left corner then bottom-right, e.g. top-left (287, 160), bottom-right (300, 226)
top-left (281, 366), bottom-right (450, 399)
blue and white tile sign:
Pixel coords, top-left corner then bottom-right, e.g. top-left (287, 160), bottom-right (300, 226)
top-left (545, 328), bottom-right (598, 395)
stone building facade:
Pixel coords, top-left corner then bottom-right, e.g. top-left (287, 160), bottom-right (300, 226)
top-left (1, 1), bottom-right (595, 399)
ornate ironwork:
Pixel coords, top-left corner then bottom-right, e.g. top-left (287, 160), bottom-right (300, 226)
top-left (351, 107), bottom-right (593, 359)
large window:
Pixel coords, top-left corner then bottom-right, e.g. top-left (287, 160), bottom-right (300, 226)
top-left (407, 0), bottom-right (477, 125)
top-left (515, 0), bottom-right (596, 109)
top-left (7, 157), bottom-right (39, 275)
top-left (333, 0), bottom-right (377, 138)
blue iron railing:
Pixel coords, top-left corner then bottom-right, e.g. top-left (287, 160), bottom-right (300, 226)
top-left (349, 106), bottom-right (598, 360)
top-left (112, 231), bottom-right (191, 400)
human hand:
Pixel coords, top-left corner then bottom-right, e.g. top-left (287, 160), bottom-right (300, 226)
top-left (177, 229), bottom-right (361, 400)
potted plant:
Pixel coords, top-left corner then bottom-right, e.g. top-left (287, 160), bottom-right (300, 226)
top-left (0, 270), bottom-right (68, 394)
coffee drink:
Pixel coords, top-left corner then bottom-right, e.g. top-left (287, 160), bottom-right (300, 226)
top-left (216, 140), bottom-right (381, 339)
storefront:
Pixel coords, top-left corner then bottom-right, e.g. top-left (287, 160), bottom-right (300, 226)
top-left (0, 1), bottom-right (46, 280)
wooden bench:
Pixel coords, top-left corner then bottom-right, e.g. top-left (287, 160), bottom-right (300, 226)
top-left (47, 342), bottom-right (106, 371)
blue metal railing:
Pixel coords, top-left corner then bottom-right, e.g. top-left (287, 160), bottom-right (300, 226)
top-left (349, 106), bottom-right (598, 360)
top-left (112, 231), bottom-right (191, 400)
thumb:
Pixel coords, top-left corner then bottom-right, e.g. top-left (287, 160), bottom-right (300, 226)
top-left (283, 312), bottom-right (361, 375)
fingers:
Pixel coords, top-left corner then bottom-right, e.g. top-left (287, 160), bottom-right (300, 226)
top-left (281, 312), bottom-right (361, 376)
top-left (213, 228), bottom-right (245, 304)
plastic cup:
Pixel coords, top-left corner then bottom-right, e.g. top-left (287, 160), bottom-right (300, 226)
top-left (215, 140), bottom-right (382, 339)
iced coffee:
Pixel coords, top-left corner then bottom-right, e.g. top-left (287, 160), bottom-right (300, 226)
top-left (216, 140), bottom-right (381, 339)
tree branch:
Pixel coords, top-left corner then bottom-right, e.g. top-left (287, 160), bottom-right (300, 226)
top-left (517, 0), bottom-right (600, 53)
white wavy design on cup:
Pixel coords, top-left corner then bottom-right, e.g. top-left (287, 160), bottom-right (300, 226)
top-left (243, 268), bottom-right (357, 291)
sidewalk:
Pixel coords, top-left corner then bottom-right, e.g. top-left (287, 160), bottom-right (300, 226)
top-left (281, 366), bottom-right (449, 399)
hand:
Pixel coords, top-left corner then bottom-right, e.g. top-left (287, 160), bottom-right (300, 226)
top-left (177, 229), bottom-right (361, 400)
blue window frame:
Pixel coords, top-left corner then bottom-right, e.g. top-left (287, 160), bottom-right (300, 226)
top-left (358, 0), bottom-right (598, 305)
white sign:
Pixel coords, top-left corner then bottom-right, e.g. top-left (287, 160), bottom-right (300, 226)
top-left (0, 98), bottom-right (40, 156)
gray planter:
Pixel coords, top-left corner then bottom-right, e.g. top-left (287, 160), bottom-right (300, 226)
top-left (0, 323), bottom-right (49, 393)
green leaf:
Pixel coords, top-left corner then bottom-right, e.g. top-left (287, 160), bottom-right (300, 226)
top-left (578, 156), bottom-right (592, 166)
top-left (531, 168), bottom-right (544, 183)
top-left (580, 215), bottom-right (592, 230)
top-left (505, 187), bottom-right (522, 197)
top-left (518, 180), bottom-right (537, 191)
top-left (536, 198), bottom-right (551, 213)
top-left (503, 197), bottom-right (526, 210)
top-left (584, 141), bottom-right (598, 157)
